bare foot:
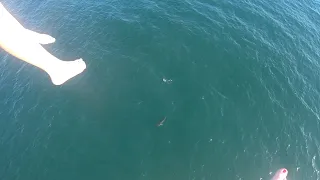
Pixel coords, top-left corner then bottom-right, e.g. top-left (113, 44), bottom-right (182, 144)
top-left (25, 29), bottom-right (56, 44)
top-left (37, 33), bottom-right (56, 44)
top-left (48, 58), bottom-right (87, 85)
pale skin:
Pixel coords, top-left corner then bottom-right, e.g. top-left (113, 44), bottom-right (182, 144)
top-left (0, 3), bottom-right (86, 85)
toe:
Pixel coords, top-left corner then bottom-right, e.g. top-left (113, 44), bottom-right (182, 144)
top-left (39, 34), bottom-right (56, 44)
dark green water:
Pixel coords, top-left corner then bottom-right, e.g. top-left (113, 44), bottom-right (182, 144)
top-left (1, 0), bottom-right (320, 179)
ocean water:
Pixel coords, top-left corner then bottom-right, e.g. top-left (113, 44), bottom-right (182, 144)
top-left (0, 0), bottom-right (320, 179)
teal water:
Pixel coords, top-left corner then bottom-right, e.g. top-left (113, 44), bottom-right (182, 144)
top-left (1, 0), bottom-right (320, 179)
